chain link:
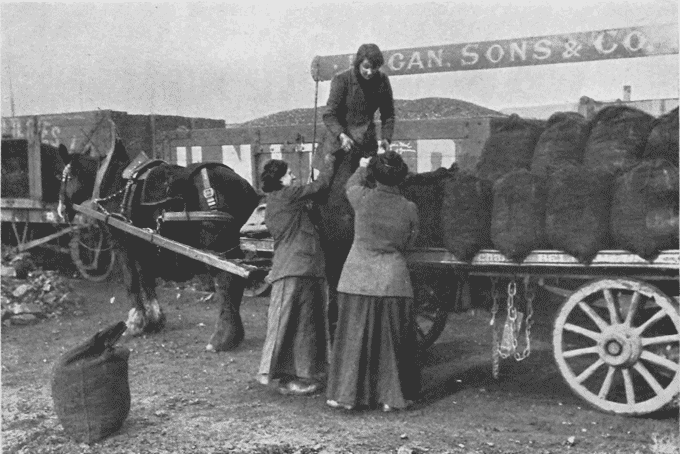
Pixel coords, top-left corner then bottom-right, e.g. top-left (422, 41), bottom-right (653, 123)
top-left (515, 279), bottom-right (535, 361)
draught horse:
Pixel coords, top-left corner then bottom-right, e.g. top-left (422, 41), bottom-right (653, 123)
top-left (58, 139), bottom-right (259, 351)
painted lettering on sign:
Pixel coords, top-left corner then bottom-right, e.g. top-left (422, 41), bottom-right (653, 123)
top-left (311, 24), bottom-right (677, 81)
top-left (1, 117), bottom-right (62, 147)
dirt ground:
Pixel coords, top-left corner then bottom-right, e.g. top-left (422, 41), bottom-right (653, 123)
top-left (2, 274), bottom-right (679, 454)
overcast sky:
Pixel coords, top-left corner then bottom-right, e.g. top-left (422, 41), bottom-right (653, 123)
top-left (1, 0), bottom-right (678, 123)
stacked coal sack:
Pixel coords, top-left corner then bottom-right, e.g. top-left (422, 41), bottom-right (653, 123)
top-left (401, 167), bottom-right (456, 247)
top-left (582, 105), bottom-right (656, 175)
top-left (476, 114), bottom-right (546, 184)
top-left (530, 112), bottom-right (588, 178)
top-left (440, 171), bottom-right (493, 261)
top-left (641, 107), bottom-right (679, 167)
top-left (491, 169), bottom-right (548, 262)
top-left (545, 166), bottom-right (614, 264)
top-left (610, 159), bottom-right (679, 260)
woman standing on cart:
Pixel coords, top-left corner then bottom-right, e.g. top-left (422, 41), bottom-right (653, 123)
top-left (326, 151), bottom-right (420, 412)
top-left (256, 154), bottom-right (336, 396)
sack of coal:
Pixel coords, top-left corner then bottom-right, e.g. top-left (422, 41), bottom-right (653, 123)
top-left (441, 171), bottom-right (493, 261)
top-left (610, 159), bottom-right (679, 260)
top-left (530, 112), bottom-right (588, 178)
top-left (642, 107), bottom-right (679, 167)
top-left (583, 105), bottom-right (656, 175)
top-left (491, 169), bottom-right (548, 262)
top-left (545, 166), bottom-right (613, 264)
top-left (476, 114), bottom-right (545, 184)
top-left (401, 167), bottom-right (455, 248)
top-left (51, 321), bottom-right (130, 444)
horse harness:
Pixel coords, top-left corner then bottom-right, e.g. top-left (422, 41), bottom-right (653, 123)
top-left (119, 152), bottom-right (235, 228)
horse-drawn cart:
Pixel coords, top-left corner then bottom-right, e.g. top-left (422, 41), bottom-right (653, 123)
top-left (239, 235), bottom-right (679, 416)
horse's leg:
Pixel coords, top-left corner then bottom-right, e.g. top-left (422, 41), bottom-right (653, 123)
top-left (119, 246), bottom-right (148, 336)
top-left (140, 245), bottom-right (165, 332)
top-left (206, 269), bottom-right (245, 352)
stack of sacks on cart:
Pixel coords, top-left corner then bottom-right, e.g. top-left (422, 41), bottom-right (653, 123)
top-left (400, 106), bottom-right (679, 264)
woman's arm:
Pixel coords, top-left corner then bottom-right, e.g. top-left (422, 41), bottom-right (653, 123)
top-left (322, 73), bottom-right (347, 140)
top-left (379, 74), bottom-right (395, 144)
top-left (345, 157), bottom-right (371, 206)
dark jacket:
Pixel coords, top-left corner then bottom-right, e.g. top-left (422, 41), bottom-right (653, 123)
top-left (322, 67), bottom-right (395, 154)
top-left (337, 166), bottom-right (419, 297)
top-left (265, 159), bottom-right (334, 282)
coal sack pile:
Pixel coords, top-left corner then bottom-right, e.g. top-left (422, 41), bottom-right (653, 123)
top-left (545, 166), bottom-right (613, 264)
top-left (642, 107), bottom-right (679, 167)
top-left (582, 105), bottom-right (656, 175)
top-left (530, 112), bottom-right (588, 178)
top-left (490, 169), bottom-right (547, 263)
top-left (610, 159), bottom-right (679, 260)
top-left (476, 114), bottom-right (545, 184)
top-left (441, 171), bottom-right (493, 261)
top-left (401, 167), bottom-right (456, 248)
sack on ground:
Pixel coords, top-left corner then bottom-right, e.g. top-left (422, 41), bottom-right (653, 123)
top-left (51, 321), bottom-right (130, 444)
top-left (610, 159), bottom-right (679, 259)
top-left (476, 114), bottom-right (545, 184)
top-left (545, 166), bottom-right (613, 264)
top-left (401, 167), bottom-right (455, 247)
top-left (441, 171), bottom-right (493, 261)
top-left (582, 105), bottom-right (656, 175)
top-left (491, 169), bottom-right (547, 262)
top-left (530, 112), bottom-right (587, 178)
top-left (642, 107), bottom-right (679, 167)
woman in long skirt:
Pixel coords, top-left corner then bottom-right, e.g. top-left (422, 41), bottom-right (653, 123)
top-left (256, 154), bottom-right (335, 395)
top-left (326, 151), bottom-right (420, 411)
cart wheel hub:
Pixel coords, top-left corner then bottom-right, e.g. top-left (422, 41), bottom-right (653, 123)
top-left (598, 327), bottom-right (641, 367)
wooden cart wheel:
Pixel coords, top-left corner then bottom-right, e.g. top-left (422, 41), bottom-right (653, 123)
top-left (414, 282), bottom-right (450, 350)
top-left (553, 278), bottom-right (679, 415)
top-left (69, 221), bottom-right (117, 282)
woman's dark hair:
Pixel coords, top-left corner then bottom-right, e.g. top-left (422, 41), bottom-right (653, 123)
top-left (354, 43), bottom-right (385, 70)
top-left (370, 150), bottom-right (408, 186)
top-left (261, 159), bottom-right (288, 193)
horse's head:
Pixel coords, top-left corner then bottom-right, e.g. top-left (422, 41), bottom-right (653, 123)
top-left (57, 146), bottom-right (102, 222)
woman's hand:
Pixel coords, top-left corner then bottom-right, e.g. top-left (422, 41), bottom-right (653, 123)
top-left (339, 133), bottom-right (355, 152)
top-left (359, 157), bottom-right (371, 168)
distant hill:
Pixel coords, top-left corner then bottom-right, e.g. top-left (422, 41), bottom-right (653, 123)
top-left (238, 97), bottom-right (506, 127)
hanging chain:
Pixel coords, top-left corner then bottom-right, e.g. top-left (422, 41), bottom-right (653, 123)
top-left (515, 278), bottom-right (535, 361)
top-left (498, 280), bottom-right (519, 359)
top-left (489, 277), bottom-right (501, 379)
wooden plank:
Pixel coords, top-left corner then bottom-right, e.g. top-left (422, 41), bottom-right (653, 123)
top-left (406, 248), bottom-right (680, 269)
top-left (17, 226), bottom-right (79, 252)
top-left (74, 204), bottom-right (254, 278)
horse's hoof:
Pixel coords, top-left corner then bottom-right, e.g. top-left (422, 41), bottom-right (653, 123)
top-left (125, 308), bottom-right (146, 336)
top-left (207, 331), bottom-right (243, 352)
top-left (144, 300), bottom-right (166, 332)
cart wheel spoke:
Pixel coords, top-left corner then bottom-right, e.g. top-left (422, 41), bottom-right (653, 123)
top-left (641, 334), bottom-right (680, 347)
top-left (633, 362), bottom-right (665, 396)
top-left (634, 309), bottom-right (668, 336)
top-left (640, 350), bottom-right (679, 373)
top-left (624, 291), bottom-right (641, 327)
top-left (577, 301), bottom-right (609, 331)
top-left (603, 289), bottom-right (621, 325)
top-left (597, 366), bottom-right (616, 399)
top-left (576, 358), bottom-right (605, 383)
top-left (622, 369), bottom-right (636, 405)
top-left (563, 346), bottom-right (599, 358)
top-left (411, 276), bottom-right (449, 350)
top-left (563, 323), bottom-right (602, 341)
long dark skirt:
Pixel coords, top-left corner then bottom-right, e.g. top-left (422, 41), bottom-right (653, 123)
top-left (326, 292), bottom-right (420, 409)
top-left (257, 277), bottom-right (327, 382)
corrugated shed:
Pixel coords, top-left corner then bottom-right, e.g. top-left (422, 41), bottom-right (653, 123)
top-left (238, 98), bottom-right (505, 127)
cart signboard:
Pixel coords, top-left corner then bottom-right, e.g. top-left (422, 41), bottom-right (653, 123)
top-left (311, 23), bottom-right (678, 81)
